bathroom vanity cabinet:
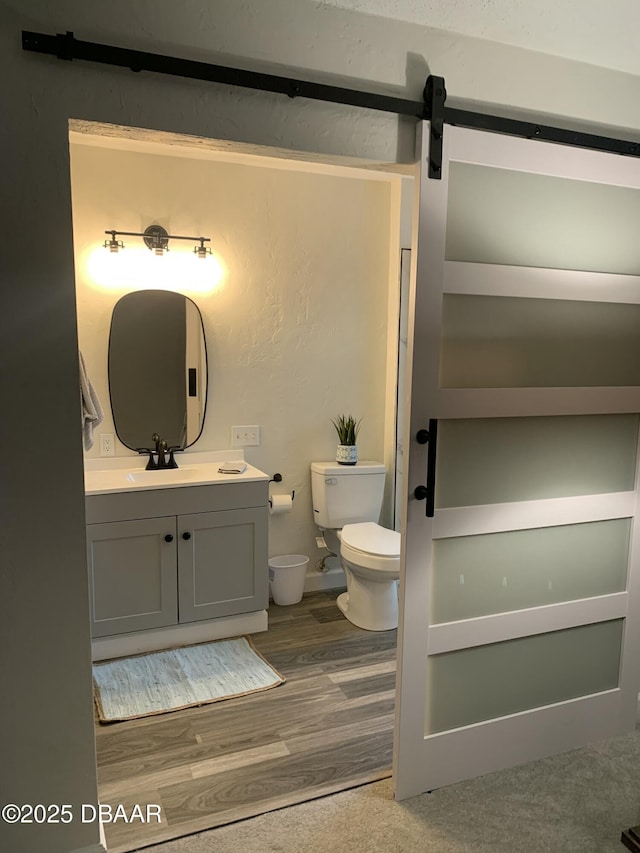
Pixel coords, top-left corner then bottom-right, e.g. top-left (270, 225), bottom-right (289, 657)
top-left (85, 480), bottom-right (268, 639)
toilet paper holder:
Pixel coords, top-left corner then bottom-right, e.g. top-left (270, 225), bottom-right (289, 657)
top-left (269, 472), bottom-right (295, 507)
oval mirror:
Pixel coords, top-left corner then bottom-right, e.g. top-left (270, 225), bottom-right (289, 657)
top-left (108, 290), bottom-right (208, 451)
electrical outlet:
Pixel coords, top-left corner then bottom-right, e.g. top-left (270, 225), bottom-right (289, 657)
top-left (231, 425), bottom-right (261, 447)
top-left (100, 434), bottom-right (115, 457)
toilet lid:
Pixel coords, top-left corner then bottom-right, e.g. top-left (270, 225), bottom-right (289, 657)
top-left (340, 522), bottom-right (400, 557)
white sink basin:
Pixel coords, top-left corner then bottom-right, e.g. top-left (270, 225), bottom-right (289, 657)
top-left (125, 467), bottom-right (204, 484)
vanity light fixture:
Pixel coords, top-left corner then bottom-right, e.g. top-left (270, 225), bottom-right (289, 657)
top-left (103, 225), bottom-right (212, 257)
top-left (194, 238), bottom-right (212, 259)
top-left (104, 232), bottom-right (125, 253)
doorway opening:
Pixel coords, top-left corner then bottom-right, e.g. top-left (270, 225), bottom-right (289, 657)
top-left (70, 119), bottom-right (411, 851)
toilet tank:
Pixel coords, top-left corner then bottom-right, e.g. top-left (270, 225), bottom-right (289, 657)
top-left (311, 461), bottom-right (386, 529)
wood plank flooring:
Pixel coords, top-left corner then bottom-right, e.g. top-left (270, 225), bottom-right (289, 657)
top-left (95, 591), bottom-right (397, 852)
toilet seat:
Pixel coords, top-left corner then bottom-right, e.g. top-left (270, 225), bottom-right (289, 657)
top-left (340, 522), bottom-right (400, 573)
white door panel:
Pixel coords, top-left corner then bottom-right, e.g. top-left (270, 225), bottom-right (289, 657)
top-left (393, 121), bottom-right (640, 798)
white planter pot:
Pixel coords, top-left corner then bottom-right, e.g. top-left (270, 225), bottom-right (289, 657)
top-left (336, 444), bottom-right (358, 465)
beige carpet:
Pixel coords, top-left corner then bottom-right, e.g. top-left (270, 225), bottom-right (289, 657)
top-left (93, 637), bottom-right (285, 722)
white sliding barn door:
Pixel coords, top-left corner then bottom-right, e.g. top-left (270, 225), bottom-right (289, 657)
top-left (393, 121), bottom-right (640, 798)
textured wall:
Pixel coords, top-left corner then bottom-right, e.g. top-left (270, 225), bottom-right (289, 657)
top-left (71, 139), bottom-right (395, 567)
top-left (320, 0), bottom-right (640, 76)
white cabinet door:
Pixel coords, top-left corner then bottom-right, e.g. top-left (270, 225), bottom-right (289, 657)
top-left (177, 507), bottom-right (268, 623)
top-left (87, 517), bottom-right (178, 638)
top-left (394, 121), bottom-right (640, 798)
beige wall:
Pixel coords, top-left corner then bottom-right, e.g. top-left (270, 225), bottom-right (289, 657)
top-left (3, 1), bottom-right (640, 851)
top-left (71, 139), bottom-right (396, 566)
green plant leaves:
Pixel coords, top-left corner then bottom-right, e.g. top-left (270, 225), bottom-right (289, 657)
top-left (331, 414), bottom-right (362, 445)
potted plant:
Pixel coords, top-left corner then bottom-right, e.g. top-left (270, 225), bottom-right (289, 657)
top-left (332, 414), bottom-right (362, 465)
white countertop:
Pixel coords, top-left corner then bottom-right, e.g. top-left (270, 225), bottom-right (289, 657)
top-left (84, 450), bottom-right (269, 496)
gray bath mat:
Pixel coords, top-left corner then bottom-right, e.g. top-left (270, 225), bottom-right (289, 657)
top-left (93, 636), bottom-right (285, 722)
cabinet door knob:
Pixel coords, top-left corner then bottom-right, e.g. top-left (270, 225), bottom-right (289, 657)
top-left (182, 531), bottom-right (192, 540)
top-left (164, 534), bottom-right (174, 543)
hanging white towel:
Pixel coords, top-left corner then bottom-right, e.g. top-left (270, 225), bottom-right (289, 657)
top-left (79, 350), bottom-right (104, 450)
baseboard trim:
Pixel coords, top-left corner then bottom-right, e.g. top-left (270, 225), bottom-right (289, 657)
top-left (92, 610), bottom-right (268, 661)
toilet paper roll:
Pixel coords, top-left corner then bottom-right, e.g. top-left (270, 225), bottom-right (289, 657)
top-left (269, 494), bottom-right (293, 515)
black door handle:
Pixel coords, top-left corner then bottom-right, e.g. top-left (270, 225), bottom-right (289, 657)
top-left (182, 532), bottom-right (192, 541)
top-left (164, 534), bottom-right (174, 543)
top-left (414, 419), bottom-right (438, 517)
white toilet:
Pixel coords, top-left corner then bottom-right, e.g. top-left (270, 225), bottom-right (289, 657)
top-left (311, 461), bottom-right (400, 631)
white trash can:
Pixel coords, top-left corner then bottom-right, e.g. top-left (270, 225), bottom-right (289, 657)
top-left (268, 554), bottom-right (309, 605)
